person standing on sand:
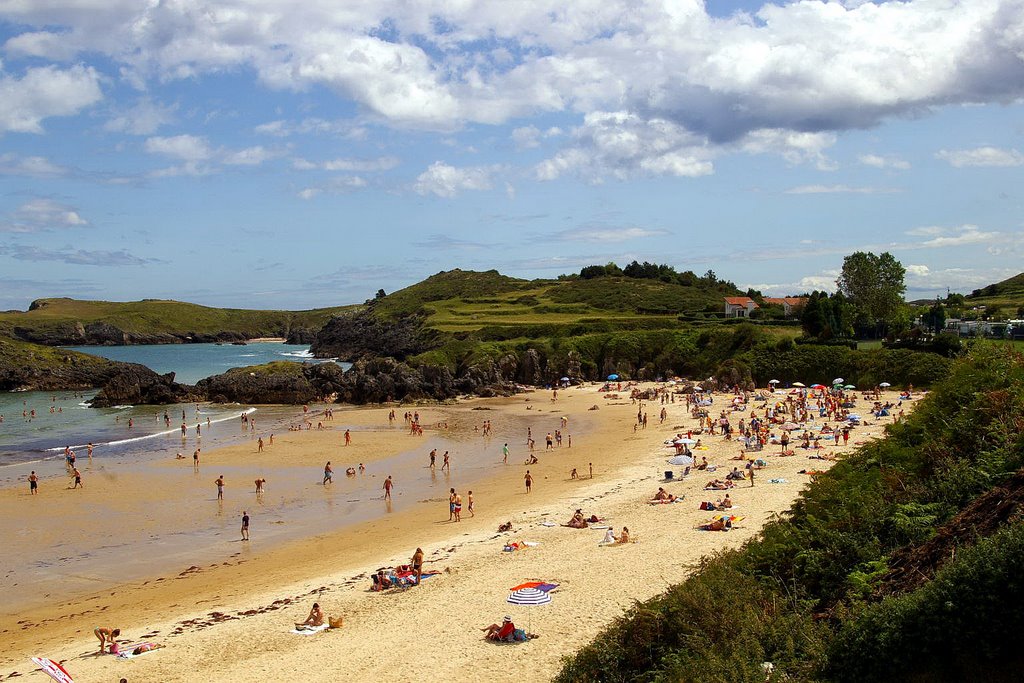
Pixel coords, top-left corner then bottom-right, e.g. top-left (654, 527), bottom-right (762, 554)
top-left (70, 467), bottom-right (82, 489)
top-left (467, 490), bottom-right (474, 517)
top-left (411, 547), bottom-right (424, 585)
top-left (383, 475), bottom-right (393, 500)
top-left (255, 478), bottom-right (266, 495)
top-left (344, 429), bottom-right (351, 446)
top-left (589, 462), bottom-right (593, 478)
top-left (750, 467), bottom-right (755, 487)
top-left (449, 488), bottom-right (457, 520)
top-left (323, 461), bottom-right (333, 485)
top-left (241, 511), bottom-right (250, 540)
top-left (429, 449), bottom-right (436, 468)
top-left (525, 470), bottom-right (533, 493)
top-left (257, 437), bottom-right (264, 452)
top-left (454, 491), bottom-right (462, 522)
top-left (193, 448), bottom-right (200, 470)
top-left (215, 475), bottom-right (225, 500)
top-left (503, 443), bottom-right (509, 463)
top-left (28, 470), bottom-right (38, 495)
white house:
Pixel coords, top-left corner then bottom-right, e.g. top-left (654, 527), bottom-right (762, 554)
top-left (724, 297), bottom-right (759, 318)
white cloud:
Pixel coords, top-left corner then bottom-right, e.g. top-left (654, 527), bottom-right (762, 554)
top-left (144, 134), bottom-right (212, 162)
top-left (0, 64), bottom-right (102, 133)
top-left (740, 130), bottom-right (837, 170)
top-left (536, 111), bottom-right (713, 181)
top-left (298, 175), bottom-right (369, 199)
top-left (785, 184), bottom-right (901, 195)
top-left (0, 198), bottom-right (88, 233)
top-left (859, 153), bottom-right (910, 170)
top-left (905, 264), bottom-right (931, 277)
top-left (0, 153), bottom-right (68, 178)
top-left (5, 0), bottom-right (1021, 143)
top-left (936, 146), bottom-right (1024, 168)
top-left (104, 99), bottom-right (176, 135)
top-left (414, 161), bottom-right (497, 197)
top-left (555, 225), bottom-right (670, 243)
top-left (223, 146), bottom-right (279, 166)
top-left (918, 225), bottom-right (999, 248)
top-left (293, 156), bottom-right (399, 172)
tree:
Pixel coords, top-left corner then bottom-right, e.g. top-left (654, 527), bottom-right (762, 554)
top-left (923, 299), bottom-right (946, 333)
top-left (836, 251), bottom-right (907, 336)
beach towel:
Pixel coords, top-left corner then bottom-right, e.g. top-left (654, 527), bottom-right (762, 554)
top-left (31, 657), bottom-right (74, 683)
top-left (291, 624), bottom-right (329, 635)
top-left (116, 643), bottom-right (164, 659)
top-left (768, 478), bottom-right (788, 484)
top-left (539, 521), bottom-right (557, 527)
top-left (648, 498), bottom-right (683, 504)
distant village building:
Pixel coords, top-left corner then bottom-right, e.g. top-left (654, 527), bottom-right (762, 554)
top-left (724, 297), bottom-right (758, 318)
top-left (762, 297), bottom-right (809, 317)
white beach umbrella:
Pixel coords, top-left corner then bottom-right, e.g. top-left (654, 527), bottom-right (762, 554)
top-left (507, 587), bottom-right (552, 632)
top-left (791, 382), bottom-right (806, 388)
top-left (768, 379), bottom-right (780, 384)
top-left (832, 378), bottom-right (844, 384)
top-left (674, 438), bottom-right (697, 445)
top-left (668, 454), bottom-right (693, 466)
top-left (879, 382), bottom-right (891, 388)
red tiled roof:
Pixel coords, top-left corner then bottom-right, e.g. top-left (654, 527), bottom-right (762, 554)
top-left (724, 297), bottom-right (757, 306)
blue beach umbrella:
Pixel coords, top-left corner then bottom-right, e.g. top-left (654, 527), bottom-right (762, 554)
top-left (607, 374), bottom-right (619, 380)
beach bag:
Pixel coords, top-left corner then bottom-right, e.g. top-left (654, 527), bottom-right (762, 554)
top-left (700, 501), bottom-right (714, 510)
top-left (513, 628), bottom-right (528, 642)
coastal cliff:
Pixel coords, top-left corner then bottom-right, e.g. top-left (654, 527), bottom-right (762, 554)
top-left (310, 307), bottom-right (436, 360)
top-left (0, 337), bottom-right (128, 391)
top-left (89, 364), bottom-right (202, 408)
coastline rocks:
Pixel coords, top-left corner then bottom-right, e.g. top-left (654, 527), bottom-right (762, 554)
top-left (285, 327), bottom-right (317, 345)
top-left (90, 364), bottom-right (201, 407)
top-left (310, 308), bottom-right (436, 360)
top-left (0, 338), bottom-right (128, 392)
top-left (11, 323), bottom-right (251, 346)
top-left (198, 363), bottom-right (321, 404)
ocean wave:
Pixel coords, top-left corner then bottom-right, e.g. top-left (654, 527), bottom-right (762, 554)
top-left (280, 349), bottom-right (314, 358)
top-left (112, 405), bottom-right (133, 410)
top-left (43, 406), bottom-right (258, 452)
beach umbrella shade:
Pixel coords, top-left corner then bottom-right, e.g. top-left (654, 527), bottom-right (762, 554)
top-left (768, 379), bottom-right (780, 384)
top-left (811, 384), bottom-right (826, 390)
top-left (607, 374), bottom-right (619, 381)
top-left (668, 454), bottom-right (693, 466)
top-left (791, 382), bottom-right (805, 388)
top-left (560, 377), bottom-right (570, 382)
top-left (846, 414), bottom-right (861, 421)
top-left (509, 582), bottom-right (558, 592)
top-left (507, 586), bottom-right (552, 632)
top-left (31, 658), bottom-right (74, 683)
top-left (832, 378), bottom-right (844, 384)
top-left (844, 384), bottom-right (856, 390)
top-left (879, 382), bottom-right (891, 388)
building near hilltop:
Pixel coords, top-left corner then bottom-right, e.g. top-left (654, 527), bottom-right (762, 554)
top-left (724, 297), bottom-right (758, 318)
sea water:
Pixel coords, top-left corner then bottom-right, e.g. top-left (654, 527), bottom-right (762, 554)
top-left (0, 343), bottom-right (347, 467)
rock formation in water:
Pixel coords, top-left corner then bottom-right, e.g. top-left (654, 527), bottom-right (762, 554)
top-left (89, 364), bottom-right (202, 407)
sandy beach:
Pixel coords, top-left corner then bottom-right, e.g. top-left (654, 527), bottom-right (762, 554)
top-left (0, 384), bottom-right (911, 682)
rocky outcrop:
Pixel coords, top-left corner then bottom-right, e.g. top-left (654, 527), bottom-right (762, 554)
top-left (0, 338), bottom-right (129, 391)
top-left (90, 364), bottom-right (202, 407)
top-left (285, 327), bottom-right (317, 345)
top-left (310, 308), bottom-right (436, 360)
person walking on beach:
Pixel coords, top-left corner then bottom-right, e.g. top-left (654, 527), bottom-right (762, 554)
top-left (70, 467), bottom-right (82, 489)
top-left (215, 475), bottom-right (225, 500)
top-left (255, 478), bottom-right (266, 495)
top-left (383, 475), bottom-right (393, 500)
top-left (193, 448), bottom-right (200, 470)
top-left (241, 511), bottom-right (250, 540)
top-left (344, 429), bottom-right (351, 446)
top-left (503, 443), bottom-right (509, 463)
top-left (181, 422), bottom-right (187, 437)
top-left (525, 470), bottom-right (533, 493)
top-left (467, 490), bottom-right (474, 517)
top-left (442, 451), bottom-right (450, 471)
top-left (323, 461), bottom-right (333, 485)
top-left (28, 470), bottom-right (38, 495)
top-left (429, 449), bottom-right (436, 468)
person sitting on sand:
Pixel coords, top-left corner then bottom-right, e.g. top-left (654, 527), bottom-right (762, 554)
top-left (296, 602), bottom-right (325, 629)
top-left (95, 627), bottom-right (120, 652)
top-left (566, 509), bottom-right (589, 528)
top-left (372, 570), bottom-right (393, 591)
top-left (601, 527), bottom-right (616, 544)
top-left (696, 456), bottom-right (708, 470)
top-left (618, 527), bottom-right (631, 544)
top-left (497, 521), bottom-right (513, 532)
top-left (482, 615), bottom-right (517, 641)
top-left (718, 494), bottom-right (733, 509)
top-left (653, 487), bottom-right (670, 501)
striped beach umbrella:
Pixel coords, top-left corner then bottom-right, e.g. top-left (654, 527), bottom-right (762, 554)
top-left (507, 587), bottom-right (552, 605)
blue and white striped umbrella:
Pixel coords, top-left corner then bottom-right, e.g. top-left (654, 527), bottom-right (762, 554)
top-left (507, 587), bottom-right (552, 606)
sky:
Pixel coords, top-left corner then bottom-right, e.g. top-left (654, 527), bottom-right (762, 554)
top-left (1, 0), bottom-right (1023, 311)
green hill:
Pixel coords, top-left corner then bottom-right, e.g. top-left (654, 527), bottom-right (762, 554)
top-left (966, 271), bottom-right (1024, 315)
top-left (0, 298), bottom-right (358, 345)
top-left (371, 268), bottom-right (742, 334)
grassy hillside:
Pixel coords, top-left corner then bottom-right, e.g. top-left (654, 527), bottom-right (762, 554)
top-left (372, 269), bottom-right (741, 334)
top-left (966, 271), bottom-right (1024, 314)
top-left (0, 298), bottom-right (358, 343)
top-left (0, 336), bottom-right (124, 390)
